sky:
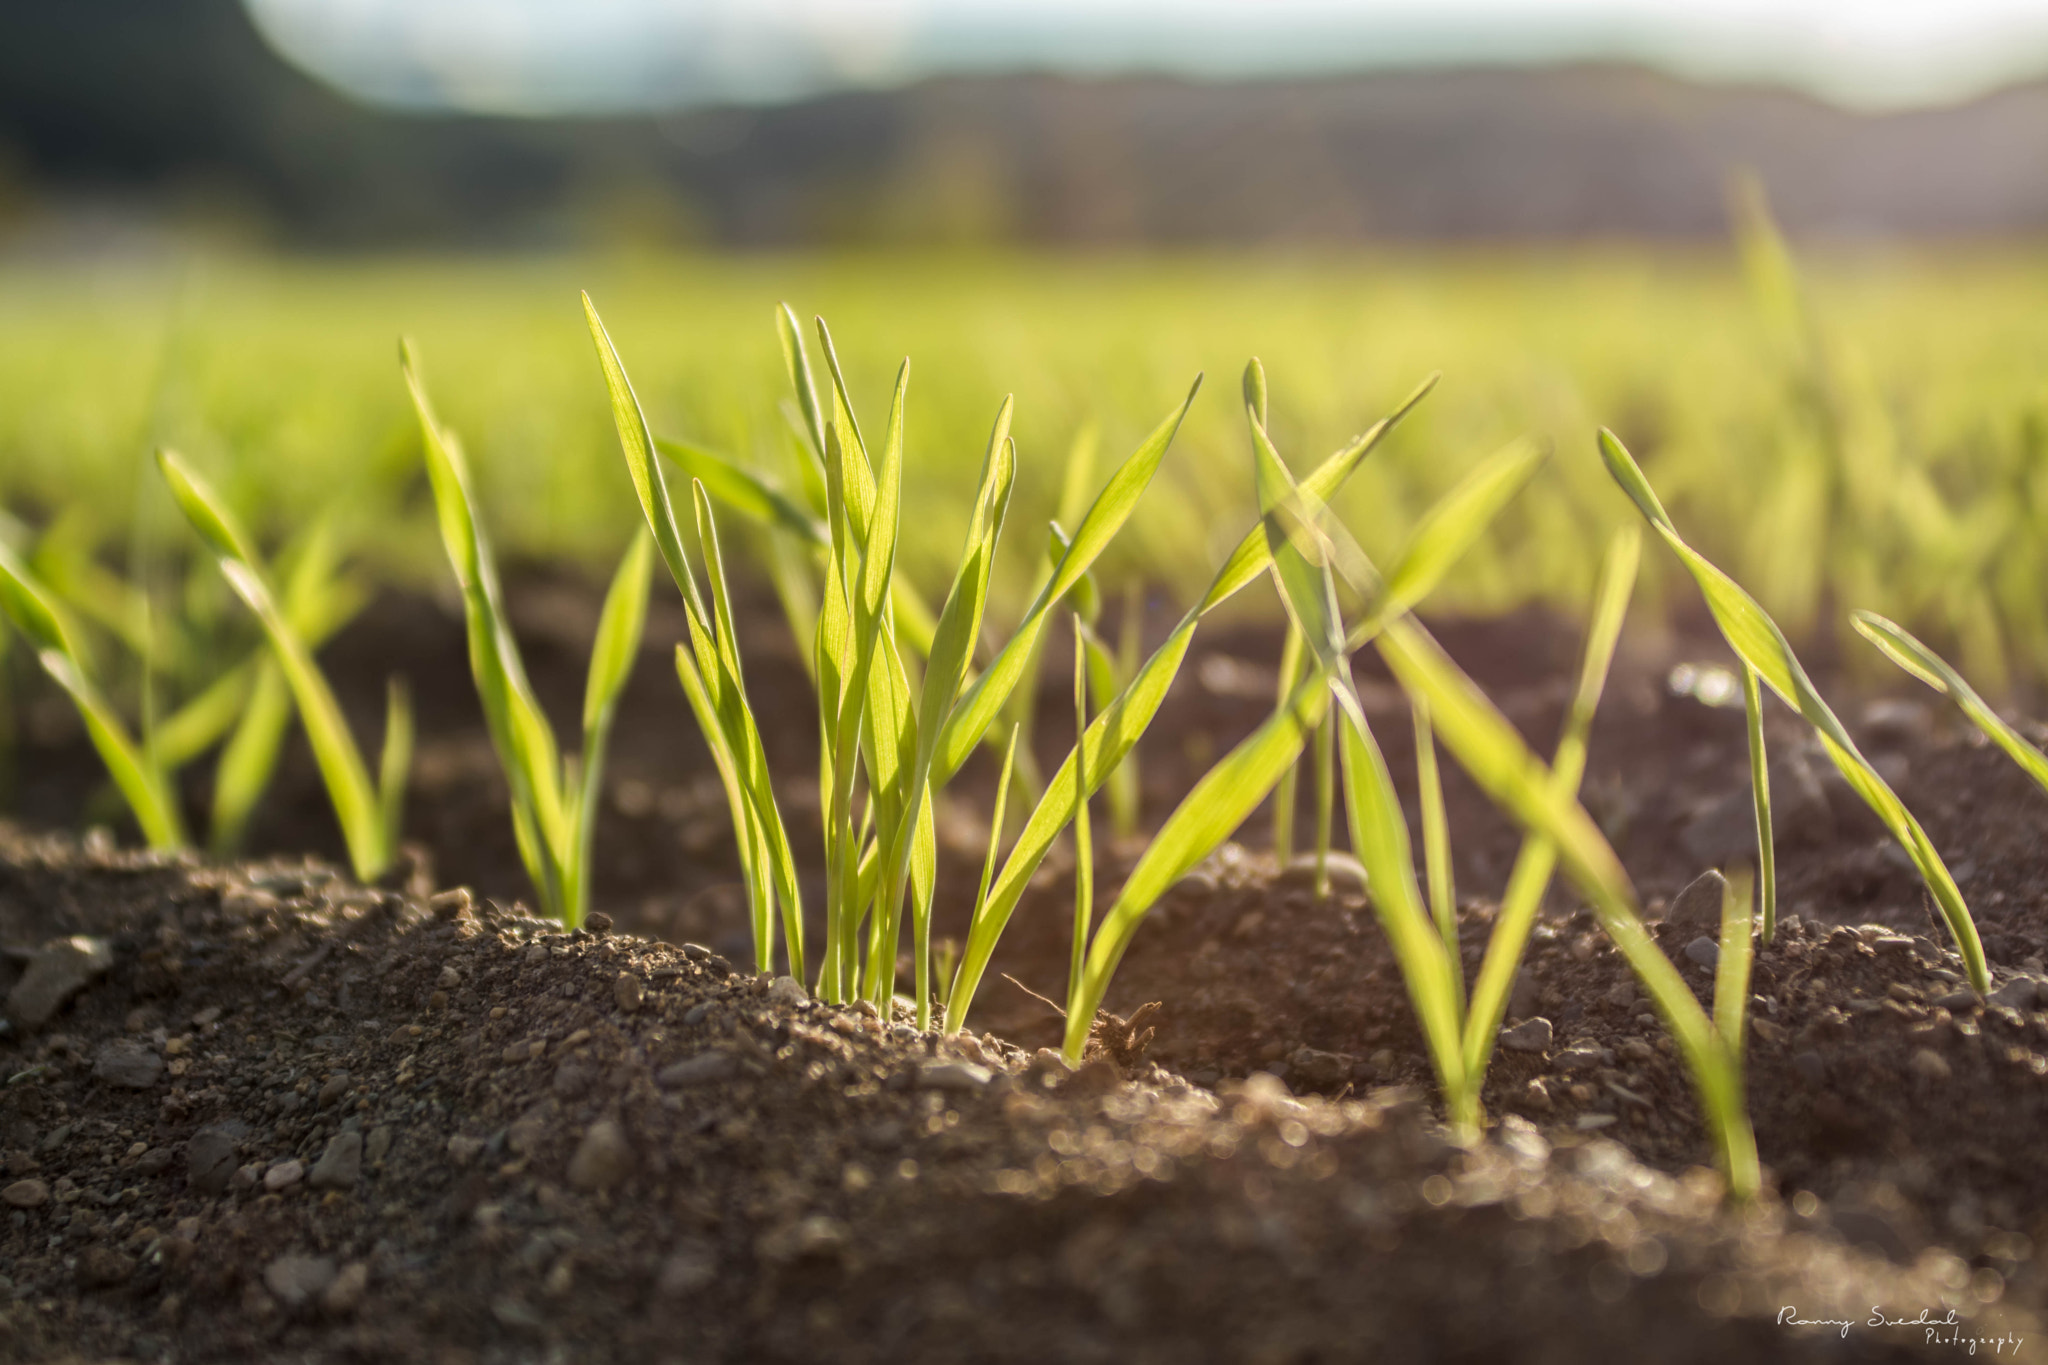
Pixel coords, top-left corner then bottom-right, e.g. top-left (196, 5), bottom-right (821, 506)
top-left (243, 0), bottom-right (2048, 117)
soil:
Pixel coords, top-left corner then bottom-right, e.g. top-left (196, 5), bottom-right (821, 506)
top-left (3, 575), bottom-right (2047, 1361)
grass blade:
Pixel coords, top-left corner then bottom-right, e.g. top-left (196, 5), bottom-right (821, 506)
top-left (1461, 526), bottom-right (1638, 1085)
top-left (1064, 670), bottom-right (1330, 1058)
top-left (0, 539), bottom-right (184, 849)
top-left (159, 451), bottom-right (396, 880)
top-left (933, 378), bottom-right (1201, 785)
top-left (1270, 624), bottom-right (1305, 863)
top-left (378, 677), bottom-right (413, 864)
top-left (407, 341), bottom-right (570, 911)
top-left (558, 528), bottom-right (652, 926)
top-left (1376, 615), bottom-right (1758, 1198)
top-left (1310, 712), bottom-right (1334, 898)
top-left (656, 437), bottom-right (826, 547)
top-left (1600, 427), bottom-right (1984, 992)
top-left (1852, 609), bottom-right (2048, 791)
top-left (1068, 613), bottom-right (1094, 1011)
top-left (1413, 693), bottom-right (1461, 1014)
top-left (1347, 438), bottom-right (1550, 647)
top-left (1715, 866), bottom-right (1756, 1067)
top-left (1741, 664), bottom-right (1777, 941)
top-left (1333, 687), bottom-right (1468, 1112)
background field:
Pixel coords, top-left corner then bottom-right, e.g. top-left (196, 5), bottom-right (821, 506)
top-left (6, 243), bottom-right (2048, 690)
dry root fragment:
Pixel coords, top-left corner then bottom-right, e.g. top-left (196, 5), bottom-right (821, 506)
top-left (1088, 1001), bottom-right (1162, 1069)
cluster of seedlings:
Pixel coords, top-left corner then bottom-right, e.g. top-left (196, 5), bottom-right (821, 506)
top-left (3, 288), bottom-right (2041, 1207)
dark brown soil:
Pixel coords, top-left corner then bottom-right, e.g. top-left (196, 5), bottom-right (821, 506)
top-left (0, 830), bottom-right (2032, 1363)
top-left (4, 577), bottom-right (2048, 1360)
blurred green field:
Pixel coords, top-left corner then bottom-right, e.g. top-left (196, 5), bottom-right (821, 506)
top-left (5, 243), bottom-right (2048, 685)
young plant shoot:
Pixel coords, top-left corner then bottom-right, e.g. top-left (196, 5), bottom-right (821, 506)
top-left (404, 342), bottom-right (653, 927)
top-left (1598, 429), bottom-right (1988, 993)
top-left (157, 451), bottom-right (413, 883)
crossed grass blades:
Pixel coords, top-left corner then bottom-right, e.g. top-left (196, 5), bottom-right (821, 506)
top-left (1597, 429), bottom-right (1990, 995)
top-left (1056, 363), bottom-right (1763, 1196)
top-left (157, 451), bottom-right (411, 883)
top-left (0, 507), bottom-right (367, 857)
top-left (585, 304), bottom-right (1770, 1192)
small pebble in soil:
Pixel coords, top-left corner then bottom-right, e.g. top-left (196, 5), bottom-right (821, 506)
top-left (91, 1040), bottom-right (163, 1089)
top-left (447, 1134), bottom-right (485, 1166)
top-left (1508, 969), bottom-right (1541, 1021)
top-left (656, 1050), bottom-right (736, 1089)
top-left (75, 1246), bottom-right (136, 1289)
top-left (567, 1119), bottom-right (634, 1191)
top-left (309, 1130), bottom-right (362, 1190)
top-left (613, 972), bottom-right (645, 1014)
top-left (5, 935), bottom-right (114, 1027)
top-left (3, 1179), bottom-right (49, 1208)
top-left (1500, 1018), bottom-right (1553, 1053)
top-left (184, 1130), bottom-right (240, 1195)
top-left (1909, 1049), bottom-right (1953, 1081)
top-left (767, 976), bottom-right (808, 1010)
top-left (1663, 870), bottom-right (1728, 939)
top-left (917, 1061), bottom-right (992, 1092)
top-left (321, 1261), bottom-right (370, 1315)
top-left (264, 1254), bottom-right (338, 1310)
top-left (1988, 976), bottom-right (2042, 1011)
top-left (1684, 937), bottom-right (1720, 970)
top-left (264, 1159), bottom-right (306, 1192)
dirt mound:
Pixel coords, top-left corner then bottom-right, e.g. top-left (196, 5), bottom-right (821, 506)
top-left (0, 828), bottom-right (2025, 1363)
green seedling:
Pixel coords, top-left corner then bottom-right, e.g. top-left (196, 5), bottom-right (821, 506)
top-left (942, 371), bottom-right (1442, 1035)
top-left (0, 508), bottom-right (367, 855)
top-left (158, 450), bottom-right (411, 882)
top-left (1067, 613), bottom-right (1094, 1010)
top-left (196, 524), bottom-right (370, 854)
top-left (405, 343), bottom-right (653, 927)
top-left (0, 537), bottom-right (185, 849)
top-left (1377, 611), bottom-right (1759, 1198)
top-left (1852, 609), bottom-right (2048, 792)
top-left (592, 292), bottom-right (1221, 1022)
top-left (1715, 867), bottom-right (1757, 1073)
top-left (1599, 428), bottom-right (1987, 992)
top-left (1045, 380), bottom-right (1535, 1063)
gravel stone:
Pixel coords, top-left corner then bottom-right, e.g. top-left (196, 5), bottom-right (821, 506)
top-left (4, 935), bottom-right (113, 1028)
top-left (767, 976), bottom-right (809, 1009)
top-left (321, 1260), bottom-right (370, 1314)
top-left (75, 1246), bottom-right (136, 1289)
top-left (656, 1050), bottom-right (736, 1089)
top-left (917, 1061), bottom-right (992, 1092)
top-left (186, 1129), bottom-right (241, 1195)
top-left (3, 1178), bottom-right (49, 1208)
top-left (613, 972), bottom-right (645, 1014)
top-left (1499, 1017), bottom-right (1553, 1053)
top-left (1663, 870), bottom-right (1728, 938)
top-left (1987, 976), bottom-right (2041, 1011)
top-left (265, 1253), bottom-right (338, 1309)
top-left (1683, 936), bottom-right (1721, 970)
top-left (566, 1119), bottom-right (634, 1191)
top-left (265, 1159), bottom-right (306, 1192)
top-left (1909, 1049), bottom-right (1952, 1081)
top-left (91, 1039), bottom-right (163, 1089)
top-left (309, 1130), bottom-right (363, 1190)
